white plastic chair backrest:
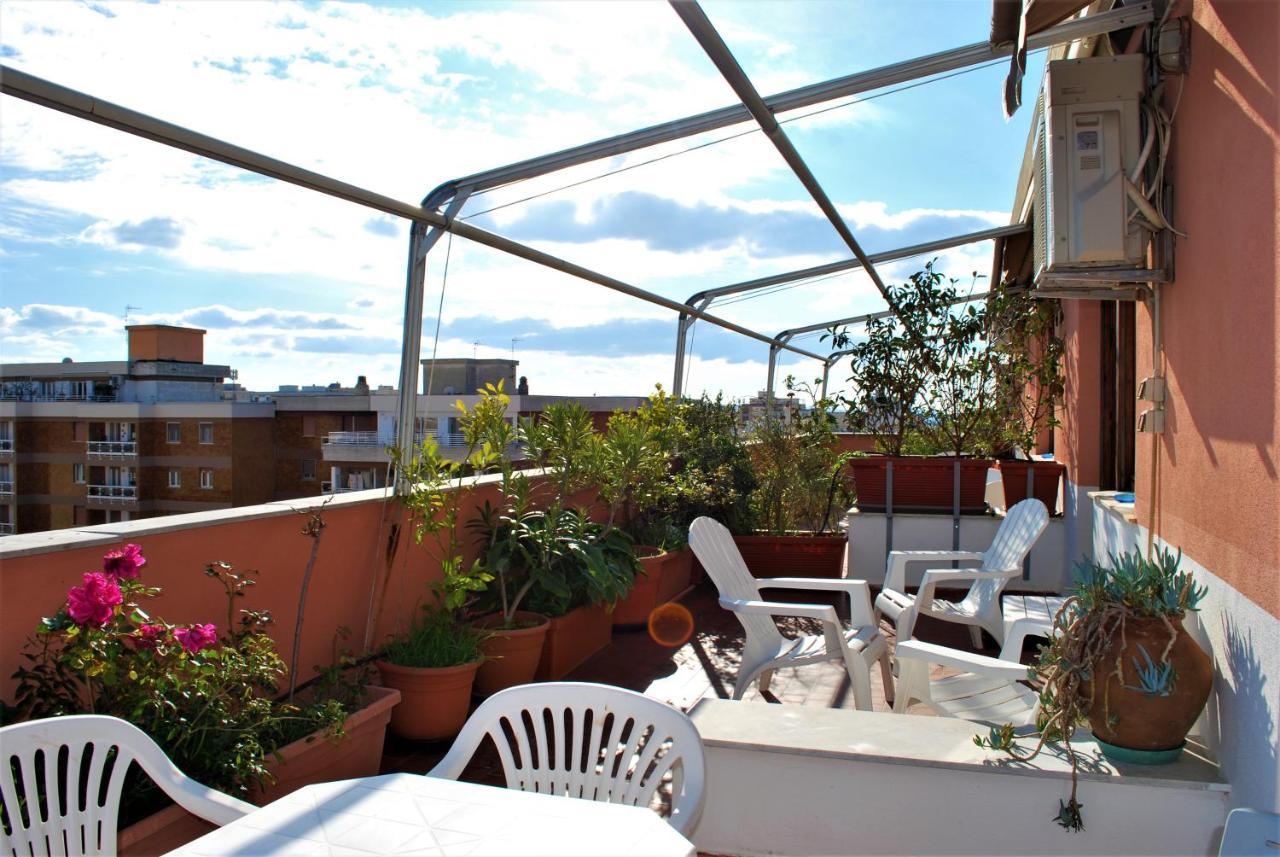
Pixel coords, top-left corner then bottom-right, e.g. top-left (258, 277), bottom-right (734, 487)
top-left (968, 498), bottom-right (1048, 605)
top-left (1218, 807), bottom-right (1280, 856)
top-left (1, 714), bottom-right (252, 857)
top-left (688, 517), bottom-right (781, 652)
top-left (429, 682), bottom-right (706, 836)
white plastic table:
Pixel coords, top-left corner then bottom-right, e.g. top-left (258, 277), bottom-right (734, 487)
top-left (1001, 594), bottom-right (1066, 643)
top-left (166, 773), bottom-right (696, 857)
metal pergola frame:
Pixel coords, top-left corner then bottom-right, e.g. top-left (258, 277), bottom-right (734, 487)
top-left (0, 0), bottom-right (1154, 472)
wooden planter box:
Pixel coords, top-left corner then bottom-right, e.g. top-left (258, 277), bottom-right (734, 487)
top-left (996, 459), bottom-right (1065, 515)
top-left (656, 546), bottom-right (694, 604)
top-left (536, 603), bottom-right (612, 680)
top-left (120, 685), bottom-right (400, 855)
top-left (848, 456), bottom-right (993, 514)
top-left (732, 533), bottom-right (846, 579)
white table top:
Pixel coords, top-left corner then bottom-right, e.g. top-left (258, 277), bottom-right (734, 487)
top-left (167, 773), bottom-right (695, 857)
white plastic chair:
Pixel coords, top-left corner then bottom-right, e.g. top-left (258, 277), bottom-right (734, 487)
top-left (0, 714), bottom-right (254, 857)
top-left (688, 516), bottom-right (891, 711)
top-left (892, 617), bottom-right (1051, 726)
top-left (1219, 807), bottom-right (1280, 856)
top-left (428, 682), bottom-right (706, 837)
top-left (874, 498), bottom-right (1048, 647)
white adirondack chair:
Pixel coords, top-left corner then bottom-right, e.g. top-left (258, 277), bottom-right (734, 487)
top-left (892, 617), bottom-right (1051, 726)
top-left (0, 714), bottom-right (255, 857)
top-left (1219, 808), bottom-right (1280, 856)
top-left (429, 682), bottom-right (706, 837)
top-left (874, 497), bottom-right (1048, 647)
top-left (688, 516), bottom-right (891, 711)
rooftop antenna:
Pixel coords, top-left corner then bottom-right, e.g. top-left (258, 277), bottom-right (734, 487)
top-left (124, 304), bottom-right (141, 326)
top-left (473, 341), bottom-right (479, 359)
top-left (511, 337), bottom-right (521, 360)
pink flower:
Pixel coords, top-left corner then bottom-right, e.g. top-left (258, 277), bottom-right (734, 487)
top-left (134, 623), bottom-right (166, 650)
top-left (66, 572), bottom-right (123, 627)
top-left (174, 623), bottom-right (217, 654)
top-left (102, 544), bottom-right (146, 579)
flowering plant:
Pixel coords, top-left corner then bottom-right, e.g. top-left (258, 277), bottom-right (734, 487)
top-left (11, 546), bottom-right (348, 810)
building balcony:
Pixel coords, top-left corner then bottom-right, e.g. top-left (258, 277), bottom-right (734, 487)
top-left (0, 481), bottom-right (12, 495)
top-left (0, 522), bottom-right (12, 535)
top-left (0, 439), bottom-right (12, 455)
top-left (86, 483), bottom-right (138, 503)
top-left (0, 392), bottom-right (117, 403)
top-left (86, 440), bottom-right (137, 458)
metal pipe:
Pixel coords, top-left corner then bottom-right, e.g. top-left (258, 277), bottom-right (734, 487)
top-left (0, 65), bottom-right (825, 364)
top-left (670, 0), bottom-right (895, 311)
top-left (687, 224), bottom-right (1029, 306)
top-left (419, 2), bottom-right (1153, 210)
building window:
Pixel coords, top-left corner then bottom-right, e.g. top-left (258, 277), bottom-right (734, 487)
top-left (168, 469), bottom-right (181, 488)
top-left (301, 459), bottom-right (316, 481)
top-left (72, 463), bottom-right (85, 484)
top-left (166, 422), bottom-right (181, 444)
top-left (199, 469), bottom-right (214, 490)
top-left (302, 416), bottom-right (317, 438)
top-left (199, 422), bottom-right (214, 444)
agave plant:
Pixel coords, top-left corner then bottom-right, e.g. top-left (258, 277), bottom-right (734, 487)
top-left (975, 546), bottom-right (1206, 832)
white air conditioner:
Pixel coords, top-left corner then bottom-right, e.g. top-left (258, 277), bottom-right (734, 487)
top-left (1033, 54), bottom-right (1146, 278)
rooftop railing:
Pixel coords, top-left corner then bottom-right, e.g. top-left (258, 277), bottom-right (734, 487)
top-left (87, 484), bottom-right (137, 502)
top-left (322, 431), bottom-right (475, 449)
top-left (0, 393), bottom-right (118, 403)
top-left (87, 440), bottom-right (137, 457)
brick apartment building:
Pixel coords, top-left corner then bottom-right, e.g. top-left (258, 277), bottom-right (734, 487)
top-left (1, 328), bottom-right (645, 536)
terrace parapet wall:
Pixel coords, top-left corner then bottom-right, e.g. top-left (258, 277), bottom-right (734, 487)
top-left (0, 470), bottom-right (589, 704)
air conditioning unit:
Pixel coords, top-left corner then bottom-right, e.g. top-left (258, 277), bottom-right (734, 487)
top-left (1033, 54), bottom-right (1146, 279)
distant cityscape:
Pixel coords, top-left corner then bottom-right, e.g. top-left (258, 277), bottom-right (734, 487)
top-left (0, 325), bottom-right (659, 536)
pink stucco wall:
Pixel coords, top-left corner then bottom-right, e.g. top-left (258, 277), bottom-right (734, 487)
top-left (1135, 0), bottom-right (1279, 619)
top-left (1055, 300), bottom-right (1102, 488)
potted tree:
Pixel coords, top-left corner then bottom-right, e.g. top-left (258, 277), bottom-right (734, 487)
top-left (598, 387), bottom-right (691, 625)
top-left (471, 396), bottom-right (625, 693)
top-left (377, 405), bottom-right (499, 740)
top-left (976, 546), bottom-right (1212, 831)
top-left (668, 394), bottom-right (758, 584)
top-left (989, 283), bottom-right (1067, 512)
top-left (733, 378), bottom-right (852, 578)
top-left (834, 263), bottom-right (998, 513)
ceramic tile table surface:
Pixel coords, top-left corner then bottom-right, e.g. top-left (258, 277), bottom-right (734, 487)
top-left (165, 773), bottom-right (695, 857)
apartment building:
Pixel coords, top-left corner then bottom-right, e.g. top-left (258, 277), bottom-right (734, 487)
top-left (0, 325), bottom-right (277, 532)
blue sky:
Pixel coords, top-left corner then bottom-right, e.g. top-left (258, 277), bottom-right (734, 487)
top-left (0, 0), bottom-right (1044, 399)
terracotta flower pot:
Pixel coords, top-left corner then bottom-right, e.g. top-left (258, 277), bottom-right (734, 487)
top-left (119, 803), bottom-right (216, 857)
top-left (656, 546), bottom-right (694, 604)
top-left (254, 685), bottom-right (401, 802)
top-left (997, 459), bottom-right (1065, 514)
top-left (613, 547), bottom-right (678, 626)
top-left (122, 686), bottom-right (402, 854)
top-left (375, 660), bottom-right (479, 741)
top-left (732, 533), bottom-right (846, 578)
top-left (472, 611), bottom-right (550, 696)
top-left (1087, 615), bottom-right (1214, 751)
top-left (848, 455), bottom-right (993, 513)
top-left (536, 604), bottom-right (612, 680)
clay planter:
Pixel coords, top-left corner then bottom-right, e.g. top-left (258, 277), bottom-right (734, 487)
top-left (848, 456), bottom-right (993, 514)
top-left (732, 533), bottom-right (845, 579)
top-left (122, 686), bottom-right (400, 854)
top-left (1087, 615), bottom-right (1213, 752)
top-left (997, 459), bottom-right (1065, 514)
top-left (536, 603), bottom-right (612, 680)
top-left (656, 546), bottom-right (694, 604)
top-left (375, 660), bottom-right (479, 741)
top-left (472, 611), bottom-right (550, 696)
top-left (119, 803), bottom-right (216, 857)
top-left (253, 685), bottom-right (400, 803)
top-left (613, 547), bottom-right (688, 626)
